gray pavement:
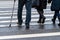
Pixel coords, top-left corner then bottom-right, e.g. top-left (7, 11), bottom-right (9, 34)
top-left (0, 0), bottom-right (60, 40)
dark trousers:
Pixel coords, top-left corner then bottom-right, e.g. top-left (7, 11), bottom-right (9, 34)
top-left (53, 10), bottom-right (60, 22)
top-left (36, 8), bottom-right (45, 19)
top-left (37, 9), bottom-right (44, 18)
top-left (18, 0), bottom-right (32, 24)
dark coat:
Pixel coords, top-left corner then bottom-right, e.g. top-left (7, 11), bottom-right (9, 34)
top-left (48, 0), bottom-right (60, 11)
top-left (32, 0), bottom-right (47, 9)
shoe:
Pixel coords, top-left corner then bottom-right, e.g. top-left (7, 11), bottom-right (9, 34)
top-left (37, 20), bottom-right (41, 23)
top-left (25, 23), bottom-right (29, 29)
top-left (37, 17), bottom-right (42, 23)
top-left (26, 26), bottom-right (29, 29)
top-left (17, 21), bottom-right (23, 26)
top-left (52, 19), bottom-right (55, 24)
top-left (37, 17), bottom-right (46, 23)
top-left (17, 22), bottom-right (22, 27)
top-left (58, 23), bottom-right (60, 26)
top-left (41, 17), bottom-right (46, 23)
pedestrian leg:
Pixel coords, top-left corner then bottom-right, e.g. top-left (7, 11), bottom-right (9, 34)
top-left (57, 11), bottom-right (60, 26)
top-left (52, 10), bottom-right (59, 24)
top-left (25, 0), bottom-right (32, 29)
top-left (37, 9), bottom-right (45, 23)
top-left (17, 0), bottom-right (24, 25)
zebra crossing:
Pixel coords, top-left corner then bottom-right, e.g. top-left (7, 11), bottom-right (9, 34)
top-left (0, 0), bottom-right (59, 27)
top-left (0, 1), bottom-right (60, 40)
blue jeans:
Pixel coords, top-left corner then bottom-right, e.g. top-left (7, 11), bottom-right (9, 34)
top-left (18, 0), bottom-right (32, 24)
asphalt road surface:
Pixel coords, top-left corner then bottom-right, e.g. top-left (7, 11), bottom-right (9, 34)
top-left (0, 0), bottom-right (60, 40)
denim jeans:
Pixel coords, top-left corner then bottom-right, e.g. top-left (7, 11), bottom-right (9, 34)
top-left (18, 0), bottom-right (32, 24)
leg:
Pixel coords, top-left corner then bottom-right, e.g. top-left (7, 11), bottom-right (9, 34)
top-left (58, 16), bottom-right (60, 26)
top-left (37, 9), bottom-right (45, 23)
top-left (52, 10), bottom-right (59, 24)
top-left (57, 11), bottom-right (60, 26)
top-left (37, 9), bottom-right (42, 23)
top-left (17, 0), bottom-right (24, 25)
top-left (25, 0), bottom-right (32, 29)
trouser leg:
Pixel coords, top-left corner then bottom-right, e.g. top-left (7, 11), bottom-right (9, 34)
top-left (57, 11), bottom-right (60, 23)
top-left (37, 9), bottom-right (45, 23)
top-left (25, 0), bottom-right (32, 24)
top-left (56, 10), bottom-right (60, 26)
top-left (17, 0), bottom-right (24, 24)
top-left (53, 10), bottom-right (59, 20)
top-left (52, 10), bottom-right (59, 24)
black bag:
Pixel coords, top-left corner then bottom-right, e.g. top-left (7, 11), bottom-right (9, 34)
top-left (32, 0), bottom-right (39, 7)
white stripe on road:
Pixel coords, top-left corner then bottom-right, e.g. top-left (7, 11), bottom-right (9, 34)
top-left (0, 32), bottom-right (60, 39)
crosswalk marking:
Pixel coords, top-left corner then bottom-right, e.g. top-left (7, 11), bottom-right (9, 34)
top-left (0, 1), bottom-right (59, 40)
top-left (0, 32), bottom-right (60, 39)
top-left (0, 1), bottom-right (58, 27)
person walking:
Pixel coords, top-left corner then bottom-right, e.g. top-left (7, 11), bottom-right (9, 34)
top-left (48, 0), bottom-right (60, 26)
top-left (32, 0), bottom-right (47, 23)
top-left (17, 0), bottom-right (32, 29)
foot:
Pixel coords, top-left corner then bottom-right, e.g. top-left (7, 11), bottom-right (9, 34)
top-left (17, 22), bottom-right (22, 26)
top-left (37, 21), bottom-right (41, 23)
top-left (26, 26), bottom-right (29, 29)
top-left (37, 17), bottom-right (46, 23)
top-left (37, 17), bottom-right (42, 23)
top-left (17, 20), bottom-right (23, 25)
top-left (52, 19), bottom-right (55, 24)
top-left (41, 17), bottom-right (46, 23)
top-left (58, 23), bottom-right (60, 26)
top-left (25, 23), bottom-right (29, 29)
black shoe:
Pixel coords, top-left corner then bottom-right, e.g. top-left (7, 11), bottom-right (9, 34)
top-left (58, 23), bottom-right (60, 26)
top-left (26, 26), bottom-right (29, 29)
top-left (25, 23), bottom-right (29, 29)
top-left (17, 20), bottom-right (23, 25)
top-left (37, 17), bottom-right (42, 23)
top-left (37, 17), bottom-right (46, 23)
top-left (52, 19), bottom-right (55, 24)
top-left (41, 17), bottom-right (46, 23)
top-left (37, 20), bottom-right (41, 23)
top-left (17, 22), bottom-right (22, 26)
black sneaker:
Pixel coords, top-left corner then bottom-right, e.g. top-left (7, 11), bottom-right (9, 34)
top-left (52, 19), bottom-right (55, 24)
top-left (17, 22), bottom-right (22, 26)
top-left (37, 20), bottom-right (41, 23)
top-left (26, 26), bottom-right (29, 29)
top-left (37, 17), bottom-right (43, 23)
top-left (37, 18), bottom-right (41, 23)
top-left (41, 17), bottom-right (46, 23)
top-left (25, 23), bottom-right (29, 29)
top-left (58, 23), bottom-right (60, 26)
